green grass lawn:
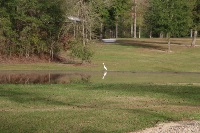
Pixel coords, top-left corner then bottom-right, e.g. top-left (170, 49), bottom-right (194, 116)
top-left (93, 38), bottom-right (200, 72)
top-left (0, 38), bottom-right (200, 72)
top-left (0, 38), bottom-right (200, 133)
top-left (0, 83), bottom-right (200, 133)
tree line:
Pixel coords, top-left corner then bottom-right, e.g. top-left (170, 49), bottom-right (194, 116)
top-left (0, 0), bottom-right (65, 59)
top-left (0, 0), bottom-right (199, 61)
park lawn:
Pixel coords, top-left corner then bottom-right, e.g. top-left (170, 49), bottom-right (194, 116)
top-left (0, 83), bottom-right (200, 133)
top-left (93, 38), bottom-right (200, 72)
top-left (0, 38), bottom-right (200, 72)
top-left (0, 38), bottom-right (200, 133)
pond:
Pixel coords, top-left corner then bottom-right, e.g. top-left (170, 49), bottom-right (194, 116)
top-left (0, 70), bottom-right (200, 84)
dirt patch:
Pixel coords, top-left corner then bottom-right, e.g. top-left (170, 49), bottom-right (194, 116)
top-left (131, 120), bottom-right (200, 133)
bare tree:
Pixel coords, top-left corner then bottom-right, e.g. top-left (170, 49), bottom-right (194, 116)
top-left (191, 31), bottom-right (198, 47)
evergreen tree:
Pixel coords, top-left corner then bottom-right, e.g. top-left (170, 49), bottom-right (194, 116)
top-left (191, 0), bottom-right (200, 46)
top-left (0, 0), bottom-right (65, 59)
top-left (193, 0), bottom-right (200, 31)
top-left (145, 0), bottom-right (194, 51)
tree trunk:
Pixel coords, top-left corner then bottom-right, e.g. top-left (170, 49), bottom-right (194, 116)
top-left (191, 30), bottom-right (197, 47)
top-left (74, 22), bottom-right (76, 38)
top-left (160, 32), bottom-right (163, 38)
top-left (85, 25), bottom-right (88, 42)
top-left (116, 16), bottom-right (118, 38)
top-left (133, 0), bottom-right (137, 38)
top-left (149, 31), bottom-right (152, 38)
top-left (166, 33), bottom-right (169, 39)
top-left (82, 20), bottom-right (85, 46)
top-left (115, 23), bottom-right (118, 38)
top-left (138, 26), bottom-right (141, 38)
top-left (190, 29), bottom-right (193, 38)
top-left (131, 2), bottom-right (134, 38)
top-left (167, 35), bottom-right (171, 52)
top-left (50, 41), bottom-right (55, 61)
top-left (110, 30), bottom-right (112, 38)
top-left (89, 25), bottom-right (92, 40)
top-left (100, 23), bottom-right (103, 40)
top-left (51, 49), bottom-right (54, 60)
top-left (25, 48), bottom-right (29, 58)
top-left (80, 0), bottom-right (86, 46)
top-left (131, 22), bottom-right (133, 38)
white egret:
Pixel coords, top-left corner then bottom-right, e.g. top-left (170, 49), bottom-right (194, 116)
top-left (103, 63), bottom-right (107, 71)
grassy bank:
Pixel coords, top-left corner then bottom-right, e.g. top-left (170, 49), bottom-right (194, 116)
top-left (0, 38), bottom-right (200, 72)
top-left (0, 83), bottom-right (200, 133)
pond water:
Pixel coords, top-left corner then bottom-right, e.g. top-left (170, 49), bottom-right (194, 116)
top-left (0, 70), bottom-right (200, 84)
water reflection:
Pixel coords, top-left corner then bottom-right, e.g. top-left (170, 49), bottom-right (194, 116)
top-left (0, 71), bottom-right (200, 84)
top-left (0, 71), bottom-right (91, 84)
top-left (102, 71), bottom-right (107, 79)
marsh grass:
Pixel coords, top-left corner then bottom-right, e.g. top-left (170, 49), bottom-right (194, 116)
top-left (0, 83), bottom-right (200, 133)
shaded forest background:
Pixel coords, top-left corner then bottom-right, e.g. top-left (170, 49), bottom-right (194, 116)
top-left (0, 0), bottom-right (199, 62)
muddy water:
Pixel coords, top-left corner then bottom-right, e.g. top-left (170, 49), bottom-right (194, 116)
top-left (0, 70), bottom-right (200, 84)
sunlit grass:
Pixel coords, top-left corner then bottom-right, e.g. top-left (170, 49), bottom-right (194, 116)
top-left (0, 84), bottom-right (200, 132)
top-left (0, 38), bottom-right (200, 72)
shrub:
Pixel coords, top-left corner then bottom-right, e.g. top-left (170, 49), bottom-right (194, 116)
top-left (69, 39), bottom-right (94, 63)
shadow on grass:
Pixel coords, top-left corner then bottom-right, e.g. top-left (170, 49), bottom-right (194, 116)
top-left (88, 84), bottom-right (200, 105)
top-left (0, 84), bottom-right (199, 133)
top-left (1, 84), bottom-right (200, 108)
top-left (0, 88), bottom-right (68, 106)
top-left (116, 40), bottom-right (168, 51)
